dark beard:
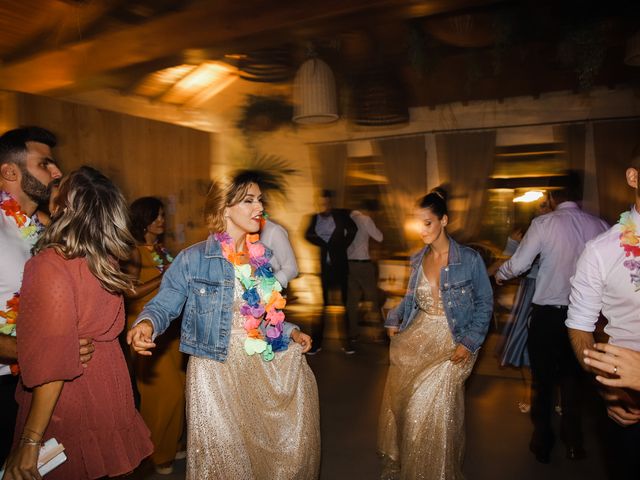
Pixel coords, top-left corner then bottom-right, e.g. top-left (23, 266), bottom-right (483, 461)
top-left (20, 166), bottom-right (50, 205)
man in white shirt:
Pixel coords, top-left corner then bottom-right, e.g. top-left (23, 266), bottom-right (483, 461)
top-left (346, 200), bottom-right (383, 352)
top-left (567, 148), bottom-right (640, 479)
top-left (260, 218), bottom-right (298, 289)
top-left (496, 174), bottom-right (608, 463)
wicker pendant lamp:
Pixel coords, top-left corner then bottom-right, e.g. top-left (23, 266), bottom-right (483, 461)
top-left (292, 57), bottom-right (339, 124)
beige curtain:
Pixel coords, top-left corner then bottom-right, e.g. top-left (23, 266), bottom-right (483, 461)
top-left (435, 131), bottom-right (496, 241)
top-left (309, 143), bottom-right (349, 207)
top-left (593, 118), bottom-right (640, 225)
top-left (377, 135), bottom-right (428, 251)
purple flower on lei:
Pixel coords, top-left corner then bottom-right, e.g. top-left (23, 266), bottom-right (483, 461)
top-left (240, 303), bottom-right (265, 318)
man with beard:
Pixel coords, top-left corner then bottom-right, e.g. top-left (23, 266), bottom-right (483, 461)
top-left (567, 145), bottom-right (640, 479)
top-left (0, 126), bottom-right (94, 464)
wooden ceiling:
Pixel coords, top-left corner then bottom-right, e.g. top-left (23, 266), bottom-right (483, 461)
top-left (0, 0), bottom-right (638, 108)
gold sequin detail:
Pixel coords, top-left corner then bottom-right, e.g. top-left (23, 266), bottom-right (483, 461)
top-left (185, 278), bottom-right (321, 479)
top-left (378, 269), bottom-right (475, 480)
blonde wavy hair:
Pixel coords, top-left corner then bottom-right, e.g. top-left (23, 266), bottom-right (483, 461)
top-left (34, 166), bottom-right (135, 294)
top-left (204, 171), bottom-right (262, 233)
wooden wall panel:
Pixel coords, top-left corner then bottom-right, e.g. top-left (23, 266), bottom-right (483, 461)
top-left (15, 93), bottom-right (213, 251)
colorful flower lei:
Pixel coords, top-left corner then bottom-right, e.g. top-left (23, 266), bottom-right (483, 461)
top-left (147, 243), bottom-right (174, 272)
top-left (619, 211), bottom-right (640, 291)
top-left (0, 191), bottom-right (44, 245)
top-left (215, 232), bottom-right (287, 362)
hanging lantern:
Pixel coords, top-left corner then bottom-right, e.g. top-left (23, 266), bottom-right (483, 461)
top-left (292, 58), bottom-right (339, 124)
top-left (625, 30), bottom-right (640, 66)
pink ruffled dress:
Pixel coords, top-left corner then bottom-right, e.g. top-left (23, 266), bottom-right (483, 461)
top-left (14, 249), bottom-right (153, 479)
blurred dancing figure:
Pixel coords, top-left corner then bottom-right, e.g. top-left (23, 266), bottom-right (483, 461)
top-left (304, 189), bottom-right (357, 354)
top-left (4, 167), bottom-right (152, 480)
top-left (378, 188), bottom-right (493, 480)
top-left (128, 172), bottom-right (320, 479)
top-left (346, 200), bottom-right (384, 349)
top-left (496, 174), bottom-right (607, 463)
top-left (125, 197), bottom-right (185, 475)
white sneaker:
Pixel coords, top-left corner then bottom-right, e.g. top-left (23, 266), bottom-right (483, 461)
top-left (174, 450), bottom-right (187, 460)
top-left (155, 464), bottom-right (174, 475)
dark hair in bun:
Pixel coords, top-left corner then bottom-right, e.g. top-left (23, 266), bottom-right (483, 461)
top-left (418, 187), bottom-right (448, 219)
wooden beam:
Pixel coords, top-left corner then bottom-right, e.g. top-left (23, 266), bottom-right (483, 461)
top-left (0, 0), bottom-right (496, 94)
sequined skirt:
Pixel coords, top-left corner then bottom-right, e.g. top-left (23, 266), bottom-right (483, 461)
top-left (378, 312), bottom-right (476, 480)
top-left (185, 336), bottom-right (320, 480)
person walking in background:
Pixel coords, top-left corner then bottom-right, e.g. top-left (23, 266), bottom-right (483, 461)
top-left (567, 146), bottom-right (640, 479)
top-left (304, 189), bottom-right (357, 354)
top-left (346, 199), bottom-right (384, 351)
top-left (378, 188), bottom-right (493, 480)
top-left (125, 196), bottom-right (185, 476)
top-left (127, 172), bottom-right (319, 479)
top-left (495, 173), bottom-right (608, 463)
top-left (3, 166), bottom-right (152, 480)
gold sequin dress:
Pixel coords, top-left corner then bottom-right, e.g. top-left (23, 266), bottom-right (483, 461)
top-left (185, 277), bottom-right (321, 480)
top-left (378, 267), bottom-right (476, 480)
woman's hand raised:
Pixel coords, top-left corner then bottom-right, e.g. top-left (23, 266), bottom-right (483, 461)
top-left (126, 320), bottom-right (156, 356)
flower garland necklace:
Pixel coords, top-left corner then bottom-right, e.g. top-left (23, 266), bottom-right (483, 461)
top-left (215, 232), bottom-right (287, 362)
top-left (0, 191), bottom-right (44, 245)
top-left (619, 210), bottom-right (640, 291)
top-left (146, 242), bottom-right (174, 272)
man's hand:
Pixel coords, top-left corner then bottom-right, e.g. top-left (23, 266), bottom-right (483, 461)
top-left (79, 338), bottom-right (95, 367)
top-left (607, 404), bottom-right (640, 427)
top-left (386, 327), bottom-right (399, 338)
top-left (494, 275), bottom-right (504, 286)
top-left (126, 320), bottom-right (156, 356)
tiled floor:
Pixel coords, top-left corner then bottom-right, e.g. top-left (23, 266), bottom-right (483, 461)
top-left (132, 335), bottom-right (611, 479)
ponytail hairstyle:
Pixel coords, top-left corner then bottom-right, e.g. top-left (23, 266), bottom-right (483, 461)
top-left (418, 186), bottom-right (448, 220)
top-left (35, 166), bottom-right (135, 294)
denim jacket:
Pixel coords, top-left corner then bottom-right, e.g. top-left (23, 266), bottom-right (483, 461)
top-left (136, 234), bottom-right (298, 362)
top-left (384, 238), bottom-right (493, 353)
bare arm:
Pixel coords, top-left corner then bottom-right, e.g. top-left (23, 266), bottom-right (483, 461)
top-left (2, 380), bottom-right (64, 480)
top-left (123, 247), bottom-right (163, 301)
top-left (0, 333), bottom-right (17, 362)
top-left (568, 328), bottom-right (596, 371)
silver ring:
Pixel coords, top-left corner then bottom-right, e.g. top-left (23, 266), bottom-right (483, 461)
top-left (614, 366), bottom-right (618, 375)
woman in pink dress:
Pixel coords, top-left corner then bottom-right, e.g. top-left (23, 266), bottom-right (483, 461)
top-left (3, 166), bottom-right (152, 480)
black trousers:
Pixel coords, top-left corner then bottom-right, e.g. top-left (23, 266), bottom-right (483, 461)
top-left (312, 267), bottom-right (349, 349)
top-left (528, 304), bottom-right (584, 449)
top-left (0, 374), bottom-right (19, 465)
top-left (604, 418), bottom-right (640, 479)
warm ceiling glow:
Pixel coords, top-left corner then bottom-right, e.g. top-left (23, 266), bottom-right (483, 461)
top-left (162, 62), bottom-right (237, 105)
top-left (513, 190), bottom-right (545, 203)
top-left (134, 64), bottom-right (197, 98)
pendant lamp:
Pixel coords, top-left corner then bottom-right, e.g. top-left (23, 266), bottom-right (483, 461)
top-left (292, 58), bottom-right (339, 124)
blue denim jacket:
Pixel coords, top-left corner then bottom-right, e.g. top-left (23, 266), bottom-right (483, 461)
top-left (136, 234), bottom-right (298, 362)
top-left (384, 238), bottom-right (493, 353)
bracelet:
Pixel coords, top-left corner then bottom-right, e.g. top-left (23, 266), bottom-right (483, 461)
top-left (19, 436), bottom-right (42, 447)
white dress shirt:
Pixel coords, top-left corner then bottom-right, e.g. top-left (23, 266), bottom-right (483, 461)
top-left (0, 196), bottom-right (39, 376)
top-left (566, 206), bottom-right (640, 350)
top-left (496, 202), bottom-right (608, 306)
top-left (260, 219), bottom-right (298, 288)
top-left (347, 210), bottom-right (383, 260)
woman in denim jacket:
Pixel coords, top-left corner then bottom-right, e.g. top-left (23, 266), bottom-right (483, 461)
top-left (378, 189), bottom-right (493, 480)
top-left (127, 172), bottom-right (320, 479)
